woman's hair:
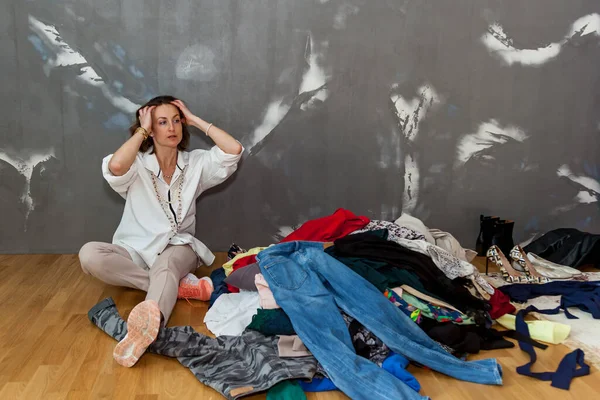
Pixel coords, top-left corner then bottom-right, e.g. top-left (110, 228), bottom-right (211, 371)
top-left (129, 95), bottom-right (190, 153)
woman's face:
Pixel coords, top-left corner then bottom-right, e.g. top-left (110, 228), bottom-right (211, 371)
top-left (151, 104), bottom-right (183, 148)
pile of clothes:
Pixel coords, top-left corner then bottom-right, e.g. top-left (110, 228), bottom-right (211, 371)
top-left (88, 208), bottom-right (599, 399)
top-left (204, 209), bottom-right (511, 399)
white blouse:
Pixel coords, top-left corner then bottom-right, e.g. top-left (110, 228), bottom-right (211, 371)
top-left (102, 145), bottom-right (243, 269)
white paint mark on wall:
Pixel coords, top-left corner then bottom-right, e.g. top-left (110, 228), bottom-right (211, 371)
top-left (557, 164), bottom-right (600, 203)
top-left (391, 84), bottom-right (440, 142)
top-left (299, 36), bottom-right (329, 94)
top-left (576, 191), bottom-right (598, 204)
top-left (551, 204), bottom-right (578, 215)
top-left (376, 128), bottom-right (402, 170)
top-left (78, 66), bottom-right (104, 86)
top-left (176, 44), bottom-right (218, 82)
top-left (28, 15), bottom-right (87, 70)
top-left (333, 4), bottom-right (360, 30)
top-left (300, 87), bottom-right (329, 111)
top-left (99, 86), bottom-right (139, 113)
top-left (299, 35), bottom-right (330, 111)
top-left (0, 148), bottom-right (55, 225)
top-left (380, 204), bottom-right (400, 221)
top-left (28, 15), bottom-right (139, 113)
top-left (569, 13), bottom-right (600, 37)
top-left (481, 13), bottom-right (600, 66)
top-left (247, 33), bottom-right (330, 152)
top-left (403, 154), bottom-right (420, 213)
top-left (65, 5), bottom-right (85, 22)
top-left (247, 98), bottom-right (291, 149)
top-left (277, 225), bottom-right (295, 237)
top-left (390, 84), bottom-right (440, 213)
top-left (481, 24), bottom-right (561, 66)
top-left (272, 225), bottom-right (296, 242)
top-left (455, 119), bottom-right (528, 167)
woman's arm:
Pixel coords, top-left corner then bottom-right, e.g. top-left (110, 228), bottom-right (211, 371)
top-left (109, 106), bottom-right (155, 176)
top-left (171, 100), bottom-right (243, 155)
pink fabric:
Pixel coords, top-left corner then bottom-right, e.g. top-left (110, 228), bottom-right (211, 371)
top-left (278, 335), bottom-right (312, 357)
top-left (255, 273), bottom-right (280, 309)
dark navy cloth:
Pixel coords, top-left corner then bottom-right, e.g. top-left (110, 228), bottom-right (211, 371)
top-left (209, 267), bottom-right (230, 308)
top-left (499, 281), bottom-right (600, 319)
top-left (514, 305), bottom-right (590, 390)
top-left (500, 281), bottom-right (599, 389)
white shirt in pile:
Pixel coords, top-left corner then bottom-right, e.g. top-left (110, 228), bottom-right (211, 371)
top-left (102, 145), bottom-right (243, 269)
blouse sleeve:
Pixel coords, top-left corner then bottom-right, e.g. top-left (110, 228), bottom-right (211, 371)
top-left (102, 154), bottom-right (139, 198)
top-left (192, 143), bottom-right (244, 192)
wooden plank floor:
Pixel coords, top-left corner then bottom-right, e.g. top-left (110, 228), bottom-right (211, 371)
top-left (0, 253), bottom-right (598, 399)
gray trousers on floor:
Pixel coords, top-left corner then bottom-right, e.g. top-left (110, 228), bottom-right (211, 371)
top-left (88, 298), bottom-right (317, 399)
top-left (79, 242), bottom-right (198, 322)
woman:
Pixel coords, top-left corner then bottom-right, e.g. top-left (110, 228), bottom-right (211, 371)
top-left (79, 95), bottom-right (243, 367)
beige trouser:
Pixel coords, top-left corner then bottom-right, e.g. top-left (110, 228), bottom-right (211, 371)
top-left (79, 242), bottom-right (198, 322)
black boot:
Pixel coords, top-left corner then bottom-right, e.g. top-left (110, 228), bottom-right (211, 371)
top-left (476, 215), bottom-right (499, 256)
top-left (490, 220), bottom-right (515, 257)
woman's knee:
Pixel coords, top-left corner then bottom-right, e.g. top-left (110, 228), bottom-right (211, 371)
top-left (150, 246), bottom-right (198, 277)
top-left (168, 246), bottom-right (198, 271)
top-left (78, 242), bottom-right (103, 274)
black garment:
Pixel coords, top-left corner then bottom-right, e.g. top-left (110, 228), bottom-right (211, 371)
top-left (324, 251), bottom-right (439, 299)
top-left (523, 228), bottom-right (600, 269)
top-left (419, 319), bottom-right (514, 355)
top-left (330, 230), bottom-right (488, 316)
top-left (345, 313), bottom-right (389, 366)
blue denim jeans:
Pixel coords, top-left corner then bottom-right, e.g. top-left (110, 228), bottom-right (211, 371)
top-left (257, 241), bottom-right (503, 400)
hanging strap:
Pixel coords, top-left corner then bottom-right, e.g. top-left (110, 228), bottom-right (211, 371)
top-left (515, 305), bottom-right (590, 390)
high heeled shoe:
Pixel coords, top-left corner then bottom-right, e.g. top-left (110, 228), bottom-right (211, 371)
top-left (490, 219), bottom-right (515, 257)
top-left (509, 246), bottom-right (551, 283)
top-left (527, 253), bottom-right (582, 277)
top-left (476, 215), bottom-right (500, 256)
top-left (486, 245), bottom-right (531, 283)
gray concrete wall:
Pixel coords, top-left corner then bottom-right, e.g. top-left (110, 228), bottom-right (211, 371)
top-left (1, 0), bottom-right (599, 253)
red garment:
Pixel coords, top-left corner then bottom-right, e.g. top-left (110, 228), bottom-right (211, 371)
top-left (226, 255), bottom-right (258, 293)
top-left (226, 284), bottom-right (239, 293)
top-left (280, 208), bottom-right (370, 243)
top-left (488, 289), bottom-right (516, 319)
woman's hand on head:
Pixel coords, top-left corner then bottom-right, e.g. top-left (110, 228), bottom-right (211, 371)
top-left (170, 99), bottom-right (196, 123)
top-left (138, 106), bottom-right (155, 132)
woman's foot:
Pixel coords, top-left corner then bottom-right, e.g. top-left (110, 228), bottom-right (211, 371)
top-left (113, 299), bottom-right (161, 367)
top-left (177, 273), bottom-right (214, 301)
